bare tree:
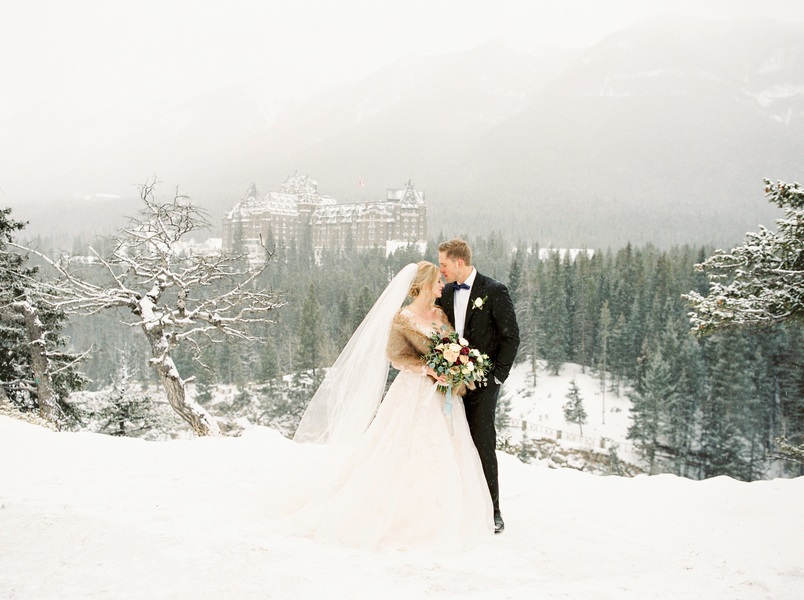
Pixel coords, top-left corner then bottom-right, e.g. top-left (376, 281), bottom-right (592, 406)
top-left (19, 182), bottom-right (281, 436)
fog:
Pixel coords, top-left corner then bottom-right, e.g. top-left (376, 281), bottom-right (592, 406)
top-left (2, 0), bottom-right (804, 242)
top-left (5, 1), bottom-right (803, 120)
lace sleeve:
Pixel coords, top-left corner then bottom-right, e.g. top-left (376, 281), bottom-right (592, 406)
top-left (391, 359), bottom-right (427, 376)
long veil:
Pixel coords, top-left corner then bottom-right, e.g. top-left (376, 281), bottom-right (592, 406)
top-left (293, 263), bottom-right (419, 445)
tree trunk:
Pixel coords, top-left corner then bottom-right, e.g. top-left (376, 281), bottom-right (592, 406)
top-left (15, 301), bottom-right (59, 424)
top-left (135, 287), bottom-right (220, 437)
top-left (142, 324), bottom-right (219, 437)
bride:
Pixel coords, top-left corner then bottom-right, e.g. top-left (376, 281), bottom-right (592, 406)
top-left (284, 261), bottom-right (493, 551)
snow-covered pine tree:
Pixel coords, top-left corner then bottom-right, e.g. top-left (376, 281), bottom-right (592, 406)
top-left (563, 378), bottom-right (587, 436)
top-left (686, 178), bottom-right (804, 468)
top-left (95, 361), bottom-right (161, 437)
top-left (686, 179), bottom-right (803, 334)
top-left (0, 207), bottom-right (87, 425)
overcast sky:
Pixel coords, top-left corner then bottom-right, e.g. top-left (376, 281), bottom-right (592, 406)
top-left (3, 0), bottom-right (804, 124)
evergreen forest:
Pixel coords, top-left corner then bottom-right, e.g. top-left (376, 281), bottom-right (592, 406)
top-left (4, 215), bottom-right (803, 482)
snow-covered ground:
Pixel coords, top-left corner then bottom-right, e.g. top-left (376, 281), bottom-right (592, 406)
top-left (2, 414), bottom-right (803, 600)
top-left (501, 361), bottom-right (637, 458)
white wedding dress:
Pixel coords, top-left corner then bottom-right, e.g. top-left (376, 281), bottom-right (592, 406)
top-left (278, 308), bottom-right (494, 552)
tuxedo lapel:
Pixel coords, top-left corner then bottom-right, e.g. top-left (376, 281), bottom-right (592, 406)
top-left (463, 274), bottom-right (486, 335)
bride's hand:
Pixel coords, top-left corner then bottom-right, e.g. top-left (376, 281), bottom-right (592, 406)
top-left (427, 367), bottom-right (447, 386)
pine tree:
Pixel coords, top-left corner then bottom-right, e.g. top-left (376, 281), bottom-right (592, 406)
top-left (0, 207), bottom-right (86, 424)
top-left (607, 313), bottom-right (628, 395)
top-left (258, 335), bottom-right (280, 384)
top-left (333, 291), bottom-right (352, 350)
top-left (627, 345), bottom-right (676, 474)
top-left (686, 179), bottom-right (804, 334)
top-left (659, 312), bottom-right (705, 477)
top-left (538, 251), bottom-right (569, 375)
top-left (597, 301), bottom-right (612, 425)
top-left (508, 249), bottom-right (523, 306)
top-left (570, 250), bottom-right (599, 371)
top-left (296, 284), bottom-right (322, 377)
top-left (509, 252), bottom-right (538, 385)
top-left (700, 335), bottom-right (752, 480)
top-left (95, 361), bottom-right (160, 437)
top-left (563, 378), bottom-right (587, 435)
top-left (352, 285), bottom-right (375, 330)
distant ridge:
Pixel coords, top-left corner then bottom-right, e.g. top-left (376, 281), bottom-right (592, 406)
top-left (6, 17), bottom-right (803, 248)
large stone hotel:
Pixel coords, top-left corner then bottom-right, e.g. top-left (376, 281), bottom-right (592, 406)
top-left (222, 174), bottom-right (427, 262)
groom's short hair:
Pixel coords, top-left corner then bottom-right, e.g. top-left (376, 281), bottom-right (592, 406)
top-left (438, 239), bottom-right (472, 265)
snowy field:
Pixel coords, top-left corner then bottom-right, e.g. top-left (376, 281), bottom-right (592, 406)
top-left (502, 361), bottom-right (633, 445)
top-left (2, 414), bottom-right (803, 600)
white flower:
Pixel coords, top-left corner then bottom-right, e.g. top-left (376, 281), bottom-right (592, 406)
top-left (459, 337), bottom-right (469, 347)
top-left (472, 296), bottom-right (488, 310)
top-left (449, 343), bottom-right (462, 353)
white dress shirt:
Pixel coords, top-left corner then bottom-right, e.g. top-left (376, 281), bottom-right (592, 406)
top-left (453, 267), bottom-right (477, 339)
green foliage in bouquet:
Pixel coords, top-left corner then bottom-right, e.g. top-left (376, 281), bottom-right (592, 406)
top-left (423, 326), bottom-right (492, 394)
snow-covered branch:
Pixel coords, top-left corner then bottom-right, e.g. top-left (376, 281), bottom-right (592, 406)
top-left (10, 182), bottom-right (283, 436)
top-left (685, 179), bottom-right (804, 335)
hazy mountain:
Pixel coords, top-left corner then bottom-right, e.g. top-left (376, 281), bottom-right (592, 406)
top-left (7, 17), bottom-right (803, 248)
top-left (225, 38), bottom-right (581, 202)
top-left (243, 17), bottom-right (803, 247)
top-left (458, 17), bottom-right (804, 246)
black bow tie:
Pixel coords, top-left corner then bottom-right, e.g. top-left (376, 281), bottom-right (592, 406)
top-left (451, 282), bottom-right (470, 290)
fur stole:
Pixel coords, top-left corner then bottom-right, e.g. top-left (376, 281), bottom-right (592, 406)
top-left (386, 308), bottom-right (467, 396)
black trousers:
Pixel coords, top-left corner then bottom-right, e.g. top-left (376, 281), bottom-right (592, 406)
top-left (464, 381), bottom-right (500, 513)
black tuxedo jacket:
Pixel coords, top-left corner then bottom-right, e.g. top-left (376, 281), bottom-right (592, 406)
top-left (437, 271), bottom-right (520, 384)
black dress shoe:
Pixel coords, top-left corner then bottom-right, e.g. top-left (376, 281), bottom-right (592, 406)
top-left (494, 511), bottom-right (504, 534)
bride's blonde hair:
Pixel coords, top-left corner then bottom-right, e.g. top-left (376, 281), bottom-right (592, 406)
top-left (408, 261), bottom-right (440, 298)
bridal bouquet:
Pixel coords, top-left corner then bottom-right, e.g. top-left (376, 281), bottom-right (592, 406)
top-left (423, 326), bottom-right (492, 395)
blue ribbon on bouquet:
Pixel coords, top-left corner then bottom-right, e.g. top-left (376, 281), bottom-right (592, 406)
top-left (444, 386), bottom-right (454, 435)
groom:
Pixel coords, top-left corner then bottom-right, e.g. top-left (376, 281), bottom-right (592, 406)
top-left (436, 239), bottom-right (520, 534)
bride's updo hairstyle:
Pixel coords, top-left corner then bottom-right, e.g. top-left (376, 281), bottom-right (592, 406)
top-left (408, 261), bottom-right (440, 298)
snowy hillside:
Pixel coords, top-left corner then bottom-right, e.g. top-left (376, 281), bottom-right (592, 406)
top-left (501, 361), bottom-right (634, 454)
top-left (2, 414), bottom-right (803, 600)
